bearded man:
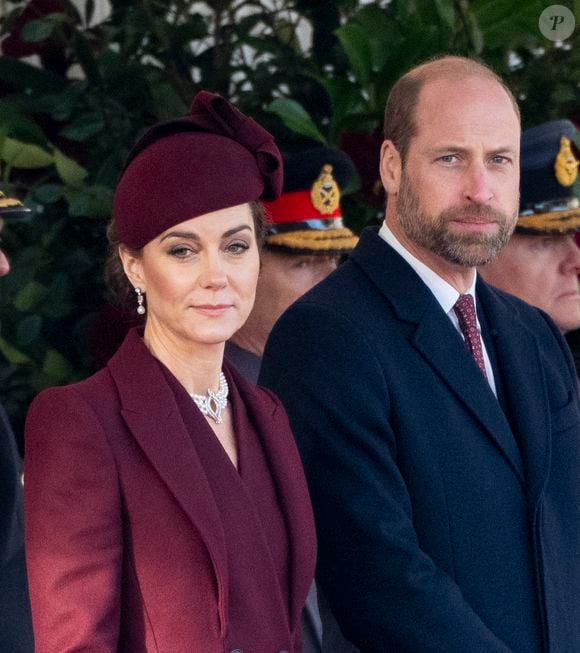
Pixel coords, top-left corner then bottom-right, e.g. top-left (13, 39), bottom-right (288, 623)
top-left (260, 56), bottom-right (580, 652)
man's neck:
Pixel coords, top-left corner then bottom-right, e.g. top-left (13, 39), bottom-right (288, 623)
top-left (387, 218), bottom-right (476, 294)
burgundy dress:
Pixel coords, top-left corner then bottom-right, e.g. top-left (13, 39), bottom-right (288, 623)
top-left (163, 364), bottom-right (295, 651)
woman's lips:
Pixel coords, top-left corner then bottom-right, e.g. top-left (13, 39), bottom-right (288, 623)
top-left (192, 304), bottom-right (233, 316)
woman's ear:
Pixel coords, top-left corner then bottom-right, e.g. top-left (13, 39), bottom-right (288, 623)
top-left (118, 245), bottom-right (146, 292)
top-left (379, 140), bottom-right (402, 195)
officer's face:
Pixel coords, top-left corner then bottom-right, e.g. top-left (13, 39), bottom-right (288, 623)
top-left (480, 232), bottom-right (580, 333)
top-left (387, 76), bottom-right (520, 270)
top-left (251, 249), bottom-right (338, 338)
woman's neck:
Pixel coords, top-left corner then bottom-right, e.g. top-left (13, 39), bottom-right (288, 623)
top-left (143, 321), bottom-right (225, 395)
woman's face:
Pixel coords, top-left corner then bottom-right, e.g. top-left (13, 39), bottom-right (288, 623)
top-left (121, 203), bottom-right (260, 348)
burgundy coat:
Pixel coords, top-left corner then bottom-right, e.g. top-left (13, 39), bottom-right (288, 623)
top-left (24, 329), bottom-right (316, 652)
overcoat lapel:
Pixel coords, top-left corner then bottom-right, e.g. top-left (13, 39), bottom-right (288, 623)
top-left (476, 281), bottom-right (550, 507)
top-left (412, 310), bottom-right (525, 484)
top-left (107, 329), bottom-right (229, 631)
top-left (231, 364), bottom-right (317, 633)
top-left (351, 228), bottom-right (525, 484)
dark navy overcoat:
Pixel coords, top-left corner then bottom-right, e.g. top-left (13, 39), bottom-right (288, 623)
top-left (260, 227), bottom-right (580, 653)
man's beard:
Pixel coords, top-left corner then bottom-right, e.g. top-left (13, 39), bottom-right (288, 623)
top-left (395, 171), bottom-right (518, 267)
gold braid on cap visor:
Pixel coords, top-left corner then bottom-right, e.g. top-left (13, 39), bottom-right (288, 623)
top-left (516, 208), bottom-right (580, 234)
top-left (265, 228), bottom-right (359, 253)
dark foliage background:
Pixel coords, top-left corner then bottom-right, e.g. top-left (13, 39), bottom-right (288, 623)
top-left (0, 0), bottom-right (578, 443)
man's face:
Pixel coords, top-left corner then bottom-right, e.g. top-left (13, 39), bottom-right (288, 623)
top-left (252, 249), bottom-right (338, 336)
top-left (391, 76), bottom-right (521, 269)
top-left (479, 232), bottom-right (580, 333)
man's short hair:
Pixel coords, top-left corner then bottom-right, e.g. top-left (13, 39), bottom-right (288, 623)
top-left (383, 55), bottom-right (521, 165)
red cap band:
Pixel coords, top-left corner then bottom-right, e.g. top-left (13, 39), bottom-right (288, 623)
top-left (262, 190), bottom-right (342, 225)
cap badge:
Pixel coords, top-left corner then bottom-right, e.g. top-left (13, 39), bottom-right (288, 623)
top-left (310, 164), bottom-right (340, 215)
top-left (554, 135), bottom-right (579, 187)
top-left (0, 190), bottom-right (31, 216)
top-left (0, 192), bottom-right (21, 210)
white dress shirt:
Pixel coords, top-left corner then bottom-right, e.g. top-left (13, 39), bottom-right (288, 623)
top-left (378, 222), bottom-right (497, 394)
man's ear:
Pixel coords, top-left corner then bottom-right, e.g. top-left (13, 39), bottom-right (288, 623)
top-left (379, 139), bottom-right (402, 195)
top-left (118, 245), bottom-right (146, 292)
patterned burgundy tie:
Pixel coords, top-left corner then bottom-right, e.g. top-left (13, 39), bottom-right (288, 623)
top-left (453, 294), bottom-right (488, 379)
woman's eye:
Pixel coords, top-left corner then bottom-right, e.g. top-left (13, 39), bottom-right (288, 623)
top-left (226, 241), bottom-right (250, 255)
top-left (168, 246), bottom-right (194, 258)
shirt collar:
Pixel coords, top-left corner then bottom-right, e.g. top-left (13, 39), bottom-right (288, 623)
top-left (378, 221), bottom-right (477, 315)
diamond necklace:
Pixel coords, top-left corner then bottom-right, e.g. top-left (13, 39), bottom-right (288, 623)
top-left (189, 372), bottom-right (229, 424)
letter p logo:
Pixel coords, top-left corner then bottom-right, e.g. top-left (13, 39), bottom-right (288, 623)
top-left (549, 14), bottom-right (565, 30)
top-left (539, 5), bottom-right (575, 41)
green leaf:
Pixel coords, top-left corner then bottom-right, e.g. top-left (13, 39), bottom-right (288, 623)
top-left (17, 315), bottom-right (43, 346)
top-left (43, 273), bottom-right (73, 318)
top-left (206, 0), bottom-right (230, 11)
top-left (174, 14), bottom-right (208, 42)
top-left (274, 18), bottom-right (301, 50)
top-left (54, 149), bottom-right (88, 187)
top-left (0, 100), bottom-right (51, 149)
top-left (433, 0), bottom-right (456, 29)
top-left (72, 32), bottom-right (102, 87)
top-left (43, 85), bottom-right (85, 122)
top-left (60, 116), bottom-right (105, 141)
top-left (318, 77), bottom-right (367, 142)
top-left (552, 86), bottom-right (576, 103)
top-left (146, 79), bottom-right (188, 120)
top-left (0, 336), bottom-right (32, 365)
top-left (335, 22), bottom-right (373, 86)
top-left (42, 349), bottom-right (73, 381)
top-left (0, 137), bottom-right (53, 169)
top-left (342, 4), bottom-right (399, 74)
top-left (33, 184), bottom-right (64, 204)
top-left (21, 13), bottom-right (65, 43)
top-left (85, 0), bottom-right (95, 26)
top-left (14, 280), bottom-right (49, 311)
top-left (65, 185), bottom-right (113, 218)
top-left (267, 99), bottom-right (327, 144)
top-left (467, 12), bottom-right (485, 55)
top-left (0, 58), bottom-right (67, 94)
top-left (471, 0), bottom-right (544, 49)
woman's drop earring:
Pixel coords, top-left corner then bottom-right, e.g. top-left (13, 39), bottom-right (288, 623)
top-left (135, 287), bottom-right (146, 315)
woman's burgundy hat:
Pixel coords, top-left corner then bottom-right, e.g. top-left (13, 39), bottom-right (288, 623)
top-left (113, 91), bottom-right (283, 249)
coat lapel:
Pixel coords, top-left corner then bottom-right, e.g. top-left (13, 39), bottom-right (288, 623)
top-left (107, 329), bottom-right (228, 633)
top-left (351, 229), bottom-right (525, 484)
top-left (476, 282), bottom-right (550, 507)
top-left (231, 364), bottom-right (317, 632)
top-left (412, 308), bottom-right (525, 484)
